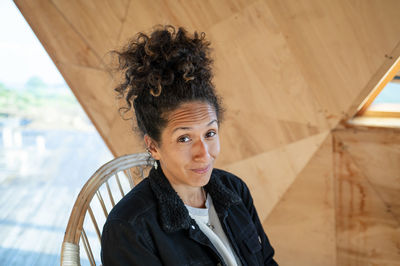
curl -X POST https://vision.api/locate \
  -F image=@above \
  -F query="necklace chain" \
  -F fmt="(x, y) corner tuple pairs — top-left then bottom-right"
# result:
(206, 222), (215, 230)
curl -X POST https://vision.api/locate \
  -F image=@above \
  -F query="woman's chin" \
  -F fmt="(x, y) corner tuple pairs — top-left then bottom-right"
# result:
(189, 170), (212, 187)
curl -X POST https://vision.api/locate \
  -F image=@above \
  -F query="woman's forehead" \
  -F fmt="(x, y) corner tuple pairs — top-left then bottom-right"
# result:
(166, 102), (217, 129)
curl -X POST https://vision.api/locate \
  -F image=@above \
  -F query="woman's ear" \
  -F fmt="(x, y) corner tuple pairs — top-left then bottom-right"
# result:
(144, 134), (161, 160)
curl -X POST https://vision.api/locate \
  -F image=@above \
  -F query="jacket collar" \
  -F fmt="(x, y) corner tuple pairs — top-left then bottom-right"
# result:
(148, 163), (241, 233)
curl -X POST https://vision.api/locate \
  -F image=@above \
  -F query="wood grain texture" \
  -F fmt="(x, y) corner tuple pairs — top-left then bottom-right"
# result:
(210, 0), (329, 128)
(118, 0), (259, 45)
(222, 131), (330, 222)
(263, 132), (336, 265)
(208, 0), (329, 165)
(333, 133), (400, 265)
(218, 111), (321, 166)
(333, 127), (400, 224)
(266, 0), (400, 128)
(52, 0), (129, 61)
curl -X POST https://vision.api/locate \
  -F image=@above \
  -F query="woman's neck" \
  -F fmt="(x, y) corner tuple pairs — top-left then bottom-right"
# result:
(174, 185), (206, 208)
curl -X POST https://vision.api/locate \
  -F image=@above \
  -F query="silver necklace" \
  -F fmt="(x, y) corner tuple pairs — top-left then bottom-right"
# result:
(202, 188), (215, 230)
(206, 221), (215, 230)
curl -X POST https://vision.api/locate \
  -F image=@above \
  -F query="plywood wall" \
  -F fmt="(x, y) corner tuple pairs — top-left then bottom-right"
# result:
(264, 133), (336, 265)
(14, 0), (400, 264)
(332, 127), (400, 265)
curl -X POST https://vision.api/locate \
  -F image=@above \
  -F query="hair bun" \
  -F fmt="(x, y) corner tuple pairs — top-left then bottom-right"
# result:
(114, 25), (212, 102)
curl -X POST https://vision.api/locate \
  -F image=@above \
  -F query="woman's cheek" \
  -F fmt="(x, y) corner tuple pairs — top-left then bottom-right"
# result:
(210, 140), (220, 157)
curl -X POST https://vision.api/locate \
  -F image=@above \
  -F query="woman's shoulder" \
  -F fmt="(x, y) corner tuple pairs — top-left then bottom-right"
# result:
(211, 168), (250, 195)
(106, 177), (157, 225)
(212, 168), (246, 184)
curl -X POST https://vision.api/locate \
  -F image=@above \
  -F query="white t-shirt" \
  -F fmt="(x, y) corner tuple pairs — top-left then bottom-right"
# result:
(185, 194), (242, 266)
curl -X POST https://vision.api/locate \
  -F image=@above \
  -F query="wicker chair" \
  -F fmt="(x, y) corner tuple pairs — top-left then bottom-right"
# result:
(60, 153), (153, 266)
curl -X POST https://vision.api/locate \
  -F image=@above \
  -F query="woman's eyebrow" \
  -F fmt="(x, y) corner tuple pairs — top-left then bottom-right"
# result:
(172, 119), (218, 134)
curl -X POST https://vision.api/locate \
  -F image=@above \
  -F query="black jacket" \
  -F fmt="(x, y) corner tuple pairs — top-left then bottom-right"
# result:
(101, 165), (278, 266)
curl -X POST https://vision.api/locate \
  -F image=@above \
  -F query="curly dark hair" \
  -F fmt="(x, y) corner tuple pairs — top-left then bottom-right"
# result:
(114, 25), (223, 144)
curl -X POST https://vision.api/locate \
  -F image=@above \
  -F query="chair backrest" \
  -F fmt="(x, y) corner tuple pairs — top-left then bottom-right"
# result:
(60, 153), (153, 266)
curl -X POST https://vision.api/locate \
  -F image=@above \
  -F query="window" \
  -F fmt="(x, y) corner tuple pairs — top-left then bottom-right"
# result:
(349, 57), (400, 128)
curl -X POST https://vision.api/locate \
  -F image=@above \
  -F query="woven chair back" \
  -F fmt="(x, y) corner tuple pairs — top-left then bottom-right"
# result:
(60, 153), (153, 266)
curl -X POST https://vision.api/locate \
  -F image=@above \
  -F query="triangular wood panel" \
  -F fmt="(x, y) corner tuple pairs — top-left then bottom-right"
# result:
(263, 132), (335, 265)
(223, 131), (329, 222)
(218, 111), (321, 166)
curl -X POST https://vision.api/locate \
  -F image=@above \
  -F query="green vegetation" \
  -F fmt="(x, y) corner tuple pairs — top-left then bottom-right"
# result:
(0, 77), (91, 129)
(0, 79), (79, 113)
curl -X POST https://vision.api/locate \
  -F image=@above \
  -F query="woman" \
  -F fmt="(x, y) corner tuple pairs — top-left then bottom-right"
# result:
(101, 25), (277, 266)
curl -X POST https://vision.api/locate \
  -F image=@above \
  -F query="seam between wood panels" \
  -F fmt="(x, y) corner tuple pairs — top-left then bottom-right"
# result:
(202, 0), (263, 32)
(49, 0), (106, 69)
(331, 133), (339, 266)
(261, 130), (331, 221)
(227, 110), (322, 131)
(117, 0), (132, 44)
(333, 133), (400, 226)
(263, 0), (334, 132)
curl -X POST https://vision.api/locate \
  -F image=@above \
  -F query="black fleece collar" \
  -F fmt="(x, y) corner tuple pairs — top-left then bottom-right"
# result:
(148, 163), (241, 233)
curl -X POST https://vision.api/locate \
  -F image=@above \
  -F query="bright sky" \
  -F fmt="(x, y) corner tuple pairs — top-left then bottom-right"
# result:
(0, 1), (65, 86)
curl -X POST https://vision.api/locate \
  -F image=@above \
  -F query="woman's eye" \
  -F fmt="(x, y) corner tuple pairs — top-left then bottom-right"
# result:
(178, 136), (191, 143)
(206, 131), (216, 138)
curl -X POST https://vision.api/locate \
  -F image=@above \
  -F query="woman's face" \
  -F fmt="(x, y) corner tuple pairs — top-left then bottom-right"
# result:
(146, 101), (220, 191)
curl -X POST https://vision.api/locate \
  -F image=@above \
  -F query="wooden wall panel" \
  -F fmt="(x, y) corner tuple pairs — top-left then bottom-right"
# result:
(223, 131), (330, 222)
(52, 0), (130, 63)
(210, 0), (328, 127)
(263, 132), (335, 265)
(209, 0), (328, 165)
(333, 131), (400, 265)
(333, 127), (400, 229)
(266, 0), (400, 127)
(218, 111), (321, 166)
(118, 0), (259, 45)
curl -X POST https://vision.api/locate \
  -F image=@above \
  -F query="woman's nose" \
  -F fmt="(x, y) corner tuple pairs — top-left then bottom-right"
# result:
(193, 139), (209, 161)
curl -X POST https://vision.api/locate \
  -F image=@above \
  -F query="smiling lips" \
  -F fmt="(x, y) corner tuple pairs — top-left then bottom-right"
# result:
(191, 165), (211, 174)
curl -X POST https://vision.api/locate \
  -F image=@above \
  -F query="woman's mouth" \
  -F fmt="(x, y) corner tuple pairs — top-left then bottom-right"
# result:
(191, 165), (211, 174)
